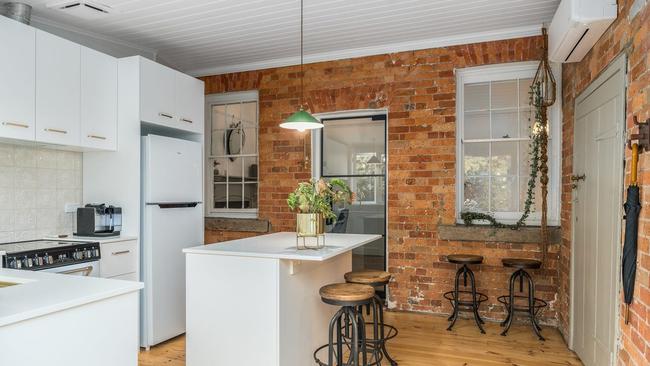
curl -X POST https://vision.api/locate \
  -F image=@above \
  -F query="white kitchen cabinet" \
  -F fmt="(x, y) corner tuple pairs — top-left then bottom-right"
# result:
(100, 239), (139, 280)
(35, 30), (81, 146)
(140, 57), (176, 127)
(81, 46), (118, 151)
(175, 72), (205, 133)
(0, 16), (36, 142)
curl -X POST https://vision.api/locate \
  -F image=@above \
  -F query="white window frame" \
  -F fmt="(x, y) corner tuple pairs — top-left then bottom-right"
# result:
(455, 61), (561, 226)
(204, 90), (259, 218)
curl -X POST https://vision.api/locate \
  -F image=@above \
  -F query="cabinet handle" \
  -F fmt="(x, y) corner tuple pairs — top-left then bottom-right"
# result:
(87, 134), (107, 140)
(112, 250), (131, 255)
(44, 128), (67, 134)
(2, 122), (29, 128)
(180, 118), (193, 124)
(159, 112), (173, 119)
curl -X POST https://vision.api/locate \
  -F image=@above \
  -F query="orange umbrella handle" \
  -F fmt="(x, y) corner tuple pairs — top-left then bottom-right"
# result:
(632, 143), (639, 186)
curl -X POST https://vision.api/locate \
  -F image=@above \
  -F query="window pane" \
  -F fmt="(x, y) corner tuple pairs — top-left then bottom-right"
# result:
(464, 111), (489, 139)
(323, 118), (384, 176)
(491, 142), (517, 176)
(463, 177), (489, 211)
(210, 129), (226, 156)
(519, 141), (532, 176)
(212, 105), (226, 130)
(244, 184), (258, 209)
(464, 143), (489, 176)
(242, 127), (257, 155)
(228, 183), (243, 208)
(212, 158), (227, 183)
(491, 80), (517, 109)
(355, 177), (376, 202)
(519, 109), (534, 137)
(519, 175), (541, 212)
(244, 157), (258, 182)
(491, 110), (518, 138)
(519, 78), (534, 106)
(226, 157), (243, 183)
(240, 102), (257, 128)
(226, 103), (241, 124)
(491, 176), (517, 212)
(464, 83), (489, 111)
(213, 184), (226, 209)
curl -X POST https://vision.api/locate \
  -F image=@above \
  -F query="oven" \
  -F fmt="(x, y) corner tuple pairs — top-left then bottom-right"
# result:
(0, 239), (101, 277)
(40, 260), (100, 277)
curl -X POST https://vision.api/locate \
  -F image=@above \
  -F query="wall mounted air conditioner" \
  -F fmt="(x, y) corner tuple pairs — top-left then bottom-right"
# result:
(548, 0), (617, 63)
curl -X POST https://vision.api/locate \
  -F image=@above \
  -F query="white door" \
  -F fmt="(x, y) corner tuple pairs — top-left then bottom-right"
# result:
(0, 16), (35, 141)
(175, 72), (205, 133)
(571, 56), (625, 366)
(140, 58), (176, 127)
(80, 46), (117, 151)
(35, 30), (81, 146)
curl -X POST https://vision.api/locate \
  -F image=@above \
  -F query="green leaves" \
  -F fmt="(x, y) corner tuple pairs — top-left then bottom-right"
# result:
(287, 178), (354, 221)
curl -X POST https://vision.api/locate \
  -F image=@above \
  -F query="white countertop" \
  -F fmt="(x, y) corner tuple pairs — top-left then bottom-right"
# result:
(183, 232), (382, 261)
(0, 268), (143, 327)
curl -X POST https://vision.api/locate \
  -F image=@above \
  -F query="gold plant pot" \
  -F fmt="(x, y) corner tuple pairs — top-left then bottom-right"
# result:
(295, 213), (325, 250)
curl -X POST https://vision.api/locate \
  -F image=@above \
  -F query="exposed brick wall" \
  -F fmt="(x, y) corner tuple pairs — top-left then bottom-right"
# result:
(200, 36), (563, 323)
(559, 0), (649, 364)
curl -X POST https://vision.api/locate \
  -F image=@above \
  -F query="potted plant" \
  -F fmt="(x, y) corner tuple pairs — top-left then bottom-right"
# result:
(287, 178), (353, 240)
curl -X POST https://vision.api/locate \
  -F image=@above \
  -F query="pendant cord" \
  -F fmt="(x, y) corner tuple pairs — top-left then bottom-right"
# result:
(300, 0), (304, 108)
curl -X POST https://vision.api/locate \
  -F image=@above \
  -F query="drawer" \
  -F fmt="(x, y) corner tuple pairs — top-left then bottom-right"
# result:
(100, 240), (138, 278)
(108, 272), (139, 282)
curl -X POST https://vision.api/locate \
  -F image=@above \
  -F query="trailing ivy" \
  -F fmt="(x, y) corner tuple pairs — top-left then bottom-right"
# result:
(460, 82), (545, 229)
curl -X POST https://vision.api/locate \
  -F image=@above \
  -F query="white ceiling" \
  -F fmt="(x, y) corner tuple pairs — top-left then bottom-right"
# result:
(18, 0), (560, 76)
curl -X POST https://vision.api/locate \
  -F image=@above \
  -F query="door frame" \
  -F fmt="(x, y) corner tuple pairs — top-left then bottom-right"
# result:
(569, 54), (627, 363)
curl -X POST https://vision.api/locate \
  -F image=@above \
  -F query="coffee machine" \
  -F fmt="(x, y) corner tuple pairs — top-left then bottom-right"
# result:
(75, 204), (122, 237)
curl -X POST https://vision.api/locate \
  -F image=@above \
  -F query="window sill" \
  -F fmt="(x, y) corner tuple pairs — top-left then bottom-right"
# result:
(205, 217), (270, 233)
(438, 224), (561, 244)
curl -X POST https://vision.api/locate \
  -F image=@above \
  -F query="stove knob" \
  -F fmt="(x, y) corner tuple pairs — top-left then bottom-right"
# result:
(87, 249), (93, 258)
(34, 255), (43, 267)
(23, 257), (32, 268)
(8, 258), (17, 269)
(94, 249), (100, 257)
(16, 259), (22, 269)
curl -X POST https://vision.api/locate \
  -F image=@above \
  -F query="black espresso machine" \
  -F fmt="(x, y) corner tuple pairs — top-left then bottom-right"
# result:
(75, 204), (122, 237)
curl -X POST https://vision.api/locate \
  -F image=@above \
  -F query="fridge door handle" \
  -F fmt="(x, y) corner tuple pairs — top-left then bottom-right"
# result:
(147, 202), (201, 209)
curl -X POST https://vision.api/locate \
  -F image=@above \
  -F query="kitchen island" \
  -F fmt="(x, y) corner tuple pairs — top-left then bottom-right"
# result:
(183, 232), (381, 366)
(0, 268), (143, 366)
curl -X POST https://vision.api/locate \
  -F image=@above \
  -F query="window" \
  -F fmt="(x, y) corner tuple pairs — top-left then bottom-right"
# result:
(205, 91), (259, 218)
(456, 62), (560, 225)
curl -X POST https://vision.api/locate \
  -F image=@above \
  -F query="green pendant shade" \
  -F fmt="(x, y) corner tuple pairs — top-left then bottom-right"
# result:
(279, 108), (322, 131)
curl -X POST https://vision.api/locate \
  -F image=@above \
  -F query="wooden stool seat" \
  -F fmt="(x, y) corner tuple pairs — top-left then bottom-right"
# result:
(447, 254), (484, 265)
(344, 270), (392, 286)
(502, 258), (542, 269)
(319, 283), (375, 304)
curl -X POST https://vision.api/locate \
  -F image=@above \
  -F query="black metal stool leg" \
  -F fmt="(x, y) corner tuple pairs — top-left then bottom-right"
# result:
(501, 270), (518, 336)
(522, 271), (545, 341)
(348, 307), (359, 366)
(467, 269), (485, 334)
(446, 265), (462, 331)
(376, 295), (398, 366)
(328, 308), (345, 366)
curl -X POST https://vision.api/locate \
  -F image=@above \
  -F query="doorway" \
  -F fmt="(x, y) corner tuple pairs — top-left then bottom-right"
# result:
(571, 55), (626, 366)
(313, 112), (388, 275)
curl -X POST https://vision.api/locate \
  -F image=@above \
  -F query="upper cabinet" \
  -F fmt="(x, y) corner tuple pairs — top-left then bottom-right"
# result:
(139, 57), (204, 133)
(0, 16), (35, 142)
(81, 47), (118, 151)
(35, 30), (81, 146)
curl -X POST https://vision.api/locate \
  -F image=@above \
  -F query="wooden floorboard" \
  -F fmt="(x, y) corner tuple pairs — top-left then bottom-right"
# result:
(139, 311), (582, 365)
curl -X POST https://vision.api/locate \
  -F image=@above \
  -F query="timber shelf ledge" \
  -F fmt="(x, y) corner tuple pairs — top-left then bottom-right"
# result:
(438, 224), (561, 244)
(204, 217), (271, 233)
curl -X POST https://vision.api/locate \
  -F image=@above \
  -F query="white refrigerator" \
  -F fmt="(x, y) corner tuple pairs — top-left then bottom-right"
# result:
(141, 134), (203, 348)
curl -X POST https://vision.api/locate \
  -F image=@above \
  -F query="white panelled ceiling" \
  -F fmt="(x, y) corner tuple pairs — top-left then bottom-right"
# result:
(18, 0), (560, 75)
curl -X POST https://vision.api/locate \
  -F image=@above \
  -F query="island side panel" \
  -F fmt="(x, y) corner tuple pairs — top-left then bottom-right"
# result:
(279, 251), (352, 366)
(186, 253), (280, 366)
(0, 291), (139, 366)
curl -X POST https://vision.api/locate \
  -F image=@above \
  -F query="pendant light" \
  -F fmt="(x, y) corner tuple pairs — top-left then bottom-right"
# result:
(279, 0), (322, 132)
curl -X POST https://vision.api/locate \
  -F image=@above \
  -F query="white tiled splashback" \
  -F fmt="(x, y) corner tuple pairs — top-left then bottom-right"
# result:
(0, 143), (82, 243)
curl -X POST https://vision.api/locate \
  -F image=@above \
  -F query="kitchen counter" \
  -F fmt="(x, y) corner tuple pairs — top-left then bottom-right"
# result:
(184, 232), (380, 261)
(0, 268), (142, 327)
(184, 232), (382, 366)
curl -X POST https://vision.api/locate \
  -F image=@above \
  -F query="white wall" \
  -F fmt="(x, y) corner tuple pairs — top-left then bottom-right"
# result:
(0, 143), (82, 243)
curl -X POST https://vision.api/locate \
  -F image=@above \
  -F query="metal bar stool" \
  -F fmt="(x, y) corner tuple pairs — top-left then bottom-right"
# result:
(443, 254), (487, 334)
(314, 283), (377, 366)
(498, 258), (548, 340)
(344, 270), (398, 366)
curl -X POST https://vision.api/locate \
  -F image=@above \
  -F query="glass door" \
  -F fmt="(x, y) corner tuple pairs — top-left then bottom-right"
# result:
(319, 114), (387, 273)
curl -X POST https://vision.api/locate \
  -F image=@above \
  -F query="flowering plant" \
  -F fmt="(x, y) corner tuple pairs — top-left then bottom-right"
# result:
(287, 178), (353, 221)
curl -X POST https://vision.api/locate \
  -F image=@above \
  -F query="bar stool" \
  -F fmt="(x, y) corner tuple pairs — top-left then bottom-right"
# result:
(314, 283), (377, 366)
(344, 270), (398, 366)
(443, 254), (488, 334)
(498, 258), (548, 340)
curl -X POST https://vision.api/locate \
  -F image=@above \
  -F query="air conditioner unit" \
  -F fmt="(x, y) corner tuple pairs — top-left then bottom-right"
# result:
(548, 0), (617, 63)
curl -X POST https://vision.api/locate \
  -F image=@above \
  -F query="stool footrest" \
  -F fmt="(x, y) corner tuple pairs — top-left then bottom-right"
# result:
(443, 290), (488, 306)
(314, 342), (384, 366)
(497, 295), (547, 313)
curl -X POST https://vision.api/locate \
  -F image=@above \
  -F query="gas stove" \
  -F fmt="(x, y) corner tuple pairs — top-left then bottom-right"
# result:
(0, 239), (101, 272)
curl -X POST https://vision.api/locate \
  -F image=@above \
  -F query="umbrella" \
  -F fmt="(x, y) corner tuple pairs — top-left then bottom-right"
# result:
(622, 143), (641, 324)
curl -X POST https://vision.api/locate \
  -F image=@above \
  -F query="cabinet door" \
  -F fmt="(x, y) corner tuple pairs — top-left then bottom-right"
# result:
(81, 47), (117, 150)
(140, 58), (176, 127)
(35, 30), (81, 146)
(0, 16), (36, 141)
(175, 72), (205, 133)
(100, 240), (138, 278)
